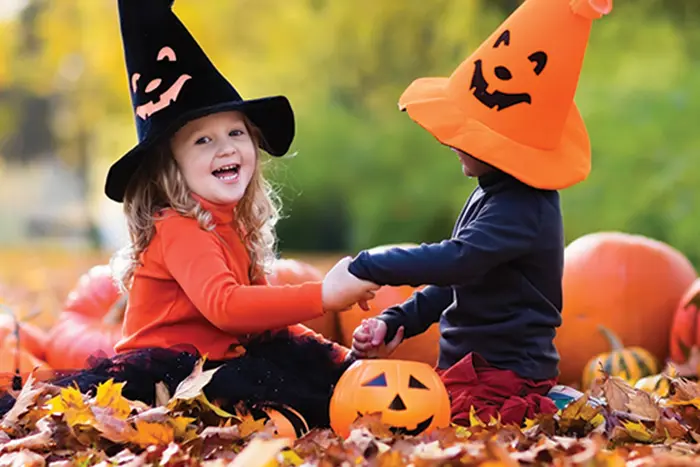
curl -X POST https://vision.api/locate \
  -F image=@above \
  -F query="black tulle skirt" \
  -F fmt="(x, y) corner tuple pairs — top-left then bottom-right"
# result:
(0, 330), (351, 428)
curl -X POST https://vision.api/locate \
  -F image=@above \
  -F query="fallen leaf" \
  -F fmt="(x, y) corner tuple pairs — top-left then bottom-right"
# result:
(228, 437), (291, 467)
(129, 420), (174, 447)
(169, 358), (221, 403)
(0, 417), (54, 453)
(0, 372), (42, 432)
(154, 382), (170, 408)
(45, 386), (93, 427)
(93, 379), (131, 420)
(0, 449), (46, 466)
(626, 389), (662, 421)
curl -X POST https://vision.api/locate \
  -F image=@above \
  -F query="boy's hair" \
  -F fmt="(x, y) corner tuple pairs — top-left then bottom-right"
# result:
(111, 115), (281, 290)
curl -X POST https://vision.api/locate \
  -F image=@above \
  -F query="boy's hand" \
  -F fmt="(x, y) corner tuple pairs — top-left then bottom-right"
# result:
(351, 318), (404, 358)
(322, 257), (380, 313)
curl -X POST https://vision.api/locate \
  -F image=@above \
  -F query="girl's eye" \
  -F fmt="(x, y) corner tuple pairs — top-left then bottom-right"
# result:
(229, 129), (244, 137)
(195, 136), (211, 145)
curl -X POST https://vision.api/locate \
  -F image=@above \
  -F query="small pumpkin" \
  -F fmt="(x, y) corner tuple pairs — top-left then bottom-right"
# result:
(249, 402), (309, 439)
(338, 244), (440, 365)
(266, 258), (340, 342)
(669, 278), (700, 365)
(556, 231), (697, 385)
(329, 359), (451, 438)
(582, 326), (659, 390)
(45, 265), (126, 370)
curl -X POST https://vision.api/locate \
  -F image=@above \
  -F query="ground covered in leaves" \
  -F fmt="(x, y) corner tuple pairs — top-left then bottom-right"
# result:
(3, 362), (700, 466)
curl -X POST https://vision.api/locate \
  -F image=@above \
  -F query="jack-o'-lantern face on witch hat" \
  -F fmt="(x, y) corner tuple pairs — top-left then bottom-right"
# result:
(399, 0), (613, 190)
(104, 0), (295, 202)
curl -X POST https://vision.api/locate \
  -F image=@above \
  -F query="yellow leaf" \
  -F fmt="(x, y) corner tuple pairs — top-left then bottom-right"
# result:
(196, 393), (236, 418)
(238, 413), (268, 438)
(45, 386), (93, 427)
(468, 405), (485, 427)
(621, 420), (654, 443)
(94, 378), (131, 420)
(168, 415), (196, 438)
(279, 449), (304, 466)
(129, 420), (175, 447)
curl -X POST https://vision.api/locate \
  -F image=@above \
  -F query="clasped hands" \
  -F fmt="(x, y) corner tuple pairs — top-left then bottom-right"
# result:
(321, 256), (405, 359)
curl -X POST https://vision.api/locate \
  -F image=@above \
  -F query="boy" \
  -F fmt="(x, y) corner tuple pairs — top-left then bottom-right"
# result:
(349, 0), (612, 426)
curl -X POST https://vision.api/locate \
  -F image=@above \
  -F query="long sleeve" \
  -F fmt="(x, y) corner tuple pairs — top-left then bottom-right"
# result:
(348, 191), (542, 287)
(158, 216), (325, 335)
(377, 285), (453, 342)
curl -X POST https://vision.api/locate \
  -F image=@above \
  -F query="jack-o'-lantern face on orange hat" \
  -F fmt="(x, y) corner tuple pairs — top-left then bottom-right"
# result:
(104, 0), (295, 203)
(398, 0), (613, 190)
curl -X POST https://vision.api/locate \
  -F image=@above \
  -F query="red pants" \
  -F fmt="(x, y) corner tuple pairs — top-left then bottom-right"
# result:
(437, 353), (558, 426)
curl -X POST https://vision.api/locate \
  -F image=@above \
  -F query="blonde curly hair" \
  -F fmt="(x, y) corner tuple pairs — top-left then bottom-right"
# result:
(111, 116), (281, 290)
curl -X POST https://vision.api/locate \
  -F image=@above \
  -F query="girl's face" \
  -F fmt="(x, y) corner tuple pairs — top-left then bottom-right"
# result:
(170, 111), (257, 205)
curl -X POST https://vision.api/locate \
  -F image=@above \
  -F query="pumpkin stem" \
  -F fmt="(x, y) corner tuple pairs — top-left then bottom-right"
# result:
(102, 293), (129, 326)
(599, 325), (624, 351)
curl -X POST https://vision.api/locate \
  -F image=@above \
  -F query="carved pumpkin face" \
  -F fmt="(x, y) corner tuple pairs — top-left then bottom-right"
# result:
(470, 29), (548, 111)
(329, 360), (451, 438)
(131, 46), (192, 120)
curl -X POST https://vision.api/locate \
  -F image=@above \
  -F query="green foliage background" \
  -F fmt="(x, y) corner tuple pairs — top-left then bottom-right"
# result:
(0, 0), (699, 265)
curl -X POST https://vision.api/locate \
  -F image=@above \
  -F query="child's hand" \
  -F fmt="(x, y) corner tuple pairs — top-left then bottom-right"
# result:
(351, 318), (404, 358)
(322, 257), (380, 313)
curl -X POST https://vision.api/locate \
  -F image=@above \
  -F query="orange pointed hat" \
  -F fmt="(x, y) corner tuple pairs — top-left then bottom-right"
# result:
(399, 0), (612, 190)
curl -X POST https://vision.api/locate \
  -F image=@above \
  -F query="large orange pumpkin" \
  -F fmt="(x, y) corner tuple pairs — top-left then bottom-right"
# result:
(669, 278), (700, 364)
(555, 232), (697, 385)
(45, 265), (126, 370)
(266, 258), (340, 341)
(338, 244), (440, 366)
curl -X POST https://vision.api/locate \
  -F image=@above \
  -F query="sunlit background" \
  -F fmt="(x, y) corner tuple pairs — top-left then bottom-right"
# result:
(0, 0), (699, 384)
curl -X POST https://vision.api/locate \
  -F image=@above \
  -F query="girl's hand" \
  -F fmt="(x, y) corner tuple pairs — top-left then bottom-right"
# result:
(322, 257), (380, 313)
(351, 318), (404, 358)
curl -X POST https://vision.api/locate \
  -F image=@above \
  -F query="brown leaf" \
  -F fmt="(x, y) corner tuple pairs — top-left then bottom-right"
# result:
(0, 373), (43, 432)
(0, 417), (53, 453)
(348, 412), (394, 440)
(169, 359), (221, 403)
(671, 377), (700, 402)
(129, 420), (174, 448)
(0, 449), (46, 466)
(601, 375), (636, 412)
(90, 405), (136, 444)
(625, 390), (661, 421)
(654, 415), (689, 441)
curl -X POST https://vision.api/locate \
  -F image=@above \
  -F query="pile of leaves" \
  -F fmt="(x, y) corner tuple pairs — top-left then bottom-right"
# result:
(4, 363), (700, 466)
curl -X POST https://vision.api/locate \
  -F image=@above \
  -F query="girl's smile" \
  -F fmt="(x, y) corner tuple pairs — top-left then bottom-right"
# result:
(171, 110), (257, 205)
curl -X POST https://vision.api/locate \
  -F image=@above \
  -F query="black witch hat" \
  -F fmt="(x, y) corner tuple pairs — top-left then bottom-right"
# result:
(105, 0), (295, 202)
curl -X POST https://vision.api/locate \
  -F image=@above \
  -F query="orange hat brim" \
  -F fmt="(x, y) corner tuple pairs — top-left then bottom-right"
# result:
(398, 77), (591, 190)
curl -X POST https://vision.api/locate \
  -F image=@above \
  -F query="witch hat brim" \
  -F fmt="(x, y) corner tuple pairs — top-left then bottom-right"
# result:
(398, 77), (590, 190)
(105, 0), (295, 203)
(105, 96), (294, 203)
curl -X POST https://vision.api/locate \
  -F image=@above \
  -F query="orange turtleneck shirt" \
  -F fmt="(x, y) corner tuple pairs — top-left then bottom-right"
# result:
(114, 196), (349, 363)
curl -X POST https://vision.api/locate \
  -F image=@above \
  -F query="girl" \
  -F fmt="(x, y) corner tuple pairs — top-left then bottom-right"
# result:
(0, 0), (379, 428)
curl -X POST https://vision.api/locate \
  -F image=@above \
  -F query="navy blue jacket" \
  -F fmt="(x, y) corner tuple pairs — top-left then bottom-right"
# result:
(348, 170), (564, 380)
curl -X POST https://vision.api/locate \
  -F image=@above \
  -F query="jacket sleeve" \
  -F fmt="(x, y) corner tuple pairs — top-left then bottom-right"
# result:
(158, 216), (325, 335)
(376, 285), (453, 342)
(348, 191), (541, 287)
